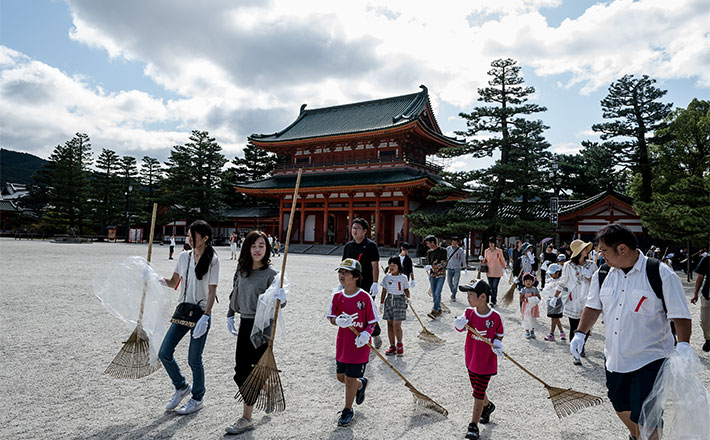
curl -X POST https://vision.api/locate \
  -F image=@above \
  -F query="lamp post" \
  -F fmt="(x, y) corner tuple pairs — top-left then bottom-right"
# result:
(549, 160), (559, 230)
(125, 184), (132, 242)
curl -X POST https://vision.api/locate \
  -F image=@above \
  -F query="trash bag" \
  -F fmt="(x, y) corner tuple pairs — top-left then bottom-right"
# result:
(250, 273), (289, 349)
(521, 296), (540, 331)
(639, 346), (710, 440)
(93, 256), (172, 367)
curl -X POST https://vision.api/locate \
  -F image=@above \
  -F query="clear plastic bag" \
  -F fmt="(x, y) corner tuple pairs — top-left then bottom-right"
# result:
(250, 273), (290, 348)
(639, 347), (710, 440)
(93, 256), (172, 367)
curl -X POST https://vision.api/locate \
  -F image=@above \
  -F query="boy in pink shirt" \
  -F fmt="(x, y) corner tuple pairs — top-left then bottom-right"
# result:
(454, 280), (505, 440)
(327, 259), (379, 427)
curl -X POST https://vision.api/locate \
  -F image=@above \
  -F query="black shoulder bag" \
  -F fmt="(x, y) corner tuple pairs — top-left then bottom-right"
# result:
(170, 251), (204, 328)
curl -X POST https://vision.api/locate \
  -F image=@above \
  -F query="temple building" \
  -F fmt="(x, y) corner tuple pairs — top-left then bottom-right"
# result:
(235, 85), (464, 246)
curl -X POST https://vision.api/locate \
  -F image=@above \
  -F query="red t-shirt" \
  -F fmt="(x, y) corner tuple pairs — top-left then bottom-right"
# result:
(457, 307), (504, 375)
(327, 289), (379, 364)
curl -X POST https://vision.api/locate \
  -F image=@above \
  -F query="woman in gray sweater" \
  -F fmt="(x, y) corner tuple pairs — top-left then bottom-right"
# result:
(225, 231), (278, 435)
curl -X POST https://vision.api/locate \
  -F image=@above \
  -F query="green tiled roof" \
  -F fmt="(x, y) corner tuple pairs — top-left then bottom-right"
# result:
(235, 168), (442, 191)
(249, 85), (458, 143)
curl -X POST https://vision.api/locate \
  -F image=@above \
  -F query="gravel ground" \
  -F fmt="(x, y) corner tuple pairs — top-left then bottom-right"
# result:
(2, 238), (709, 439)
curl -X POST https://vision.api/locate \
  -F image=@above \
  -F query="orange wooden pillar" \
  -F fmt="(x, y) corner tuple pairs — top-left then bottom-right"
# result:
(323, 193), (329, 244)
(374, 191), (381, 244)
(403, 192), (410, 243)
(278, 196), (284, 243)
(347, 193), (354, 234)
(299, 196), (306, 243)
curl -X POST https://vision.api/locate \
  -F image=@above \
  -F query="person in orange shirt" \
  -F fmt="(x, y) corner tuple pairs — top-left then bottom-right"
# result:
(482, 237), (506, 306)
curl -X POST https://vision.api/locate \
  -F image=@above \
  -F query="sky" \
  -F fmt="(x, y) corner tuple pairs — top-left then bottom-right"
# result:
(1, 0), (708, 173)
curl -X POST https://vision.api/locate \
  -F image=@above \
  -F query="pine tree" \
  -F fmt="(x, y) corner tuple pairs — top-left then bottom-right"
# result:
(592, 74), (672, 203)
(118, 155), (139, 238)
(163, 130), (227, 221)
(222, 144), (278, 207)
(140, 156), (162, 215)
(93, 148), (123, 230)
(556, 141), (630, 199)
(37, 133), (93, 233)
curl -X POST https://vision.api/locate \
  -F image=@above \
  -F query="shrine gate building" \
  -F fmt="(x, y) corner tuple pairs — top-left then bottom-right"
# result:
(235, 85), (464, 246)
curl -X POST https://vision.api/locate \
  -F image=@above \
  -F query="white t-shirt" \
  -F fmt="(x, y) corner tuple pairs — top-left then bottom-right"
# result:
(173, 250), (220, 310)
(382, 274), (409, 295)
(586, 251), (691, 373)
(170, 237), (176, 247)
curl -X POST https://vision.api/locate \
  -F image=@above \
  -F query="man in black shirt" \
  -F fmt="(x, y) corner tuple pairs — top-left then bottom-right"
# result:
(424, 235), (448, 319)
(342, 217), (381, 347)
(691, 252), (710, 351)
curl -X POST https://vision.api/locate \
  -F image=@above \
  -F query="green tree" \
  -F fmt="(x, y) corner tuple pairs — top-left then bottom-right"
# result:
(140, 156), (162, 215)
(163, 131), (227, 221)
(35, 133), (93, 233)
(92, 148), (123, 230)
(118, 155), (140, 238)
(222, 144), (278, 207)
(592, 74), (672, 203)
(556, 141), (630, 199)
(635, 99), (710, 245)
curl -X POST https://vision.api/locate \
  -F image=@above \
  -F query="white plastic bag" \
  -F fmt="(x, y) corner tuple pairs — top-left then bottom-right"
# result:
(93, 256), (172, 367)
(250, 273), (290, 348)
(521, 296), (539, 331)
(639, 347), (710, 440)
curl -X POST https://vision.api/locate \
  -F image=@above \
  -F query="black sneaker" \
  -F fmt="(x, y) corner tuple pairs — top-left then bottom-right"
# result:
(465, 422), (480, 439)
(355, 378), (368, 405)
(338, 408), (354, 426)
(479, 402), (495, 424)
(703, 340), (710, 352)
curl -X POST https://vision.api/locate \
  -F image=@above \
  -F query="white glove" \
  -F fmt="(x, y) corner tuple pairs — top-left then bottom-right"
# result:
(424, 265), (432, 272)
(379, 303), (384, 315)
(410, 279), (416, 288)
(463, 269), (468, 276)
(355, 331), (371, 348)
(141, 265), (166, 285)
(369, 282), (379, 297)
(478, 255), (484, 261)
(192, 314), (210, 339)
(675, 342), (694, 358)
(274, 287), (287, 303)
(491, 339), (504, 357)
(454, 315), (468, 331)
(549, 296), (558, 307)
(226, 316), (238, 336)
(335, 313), (357, 328)
(569, 331), (585, 359)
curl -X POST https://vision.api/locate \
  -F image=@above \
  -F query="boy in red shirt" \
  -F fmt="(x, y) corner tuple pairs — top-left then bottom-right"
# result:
(454, 280), (505, 440)
(327, 259), (379, 427)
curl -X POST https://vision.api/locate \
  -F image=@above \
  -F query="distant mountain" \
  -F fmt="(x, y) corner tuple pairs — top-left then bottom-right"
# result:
(0, 149), (48, 186)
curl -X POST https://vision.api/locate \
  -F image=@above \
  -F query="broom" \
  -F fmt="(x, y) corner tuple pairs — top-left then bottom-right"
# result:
(236, 169), (302, 413)
(464, 324), (603, 418)
(500, 266), (524, 307)
(349, 326), (448, 416)
(104, 202), (160, 379)
(408, 300), (445, 344)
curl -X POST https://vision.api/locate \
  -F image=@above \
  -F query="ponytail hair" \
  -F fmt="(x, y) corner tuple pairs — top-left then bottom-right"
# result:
(189, 220), (214, 280)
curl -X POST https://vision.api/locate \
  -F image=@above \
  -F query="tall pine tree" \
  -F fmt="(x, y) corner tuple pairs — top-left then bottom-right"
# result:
(93, 148), (123, 230)
(118, 156), (140, 237)
(140, 156), (162, 216)
(592, 74), (672, 203)
(222, 144), (277, 207)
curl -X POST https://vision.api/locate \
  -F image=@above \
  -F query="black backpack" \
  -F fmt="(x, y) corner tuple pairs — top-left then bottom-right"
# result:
(598, 258), (665, 313)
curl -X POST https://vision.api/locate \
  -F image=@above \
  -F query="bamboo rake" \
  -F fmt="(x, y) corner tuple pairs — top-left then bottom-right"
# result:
(236, 169), (302, 413)
(349, 326), (448, 416)
(104, 203), (160, 379)
(464, 324), (603, 418)
(408, 300), (445, 344)
(500, 266), (525, 307)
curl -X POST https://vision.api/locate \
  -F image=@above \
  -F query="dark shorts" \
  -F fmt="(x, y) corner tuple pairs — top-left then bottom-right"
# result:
(336, 361), (367, 379)
(547, 312), (563, 318)
(468, 370), (493, 400)
(605, 358), (666, 423)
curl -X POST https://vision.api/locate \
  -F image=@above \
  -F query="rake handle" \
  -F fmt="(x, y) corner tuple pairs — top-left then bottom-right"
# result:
(137, 203), (158, 326)
(268, 169), (303, 346)
(407, 300), (429, 332)
(348, 326), (413, 386)
(463, 323), (550, 388)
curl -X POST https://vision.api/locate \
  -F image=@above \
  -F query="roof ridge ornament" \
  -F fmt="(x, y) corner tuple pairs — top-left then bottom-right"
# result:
(300, 103), (307, 115)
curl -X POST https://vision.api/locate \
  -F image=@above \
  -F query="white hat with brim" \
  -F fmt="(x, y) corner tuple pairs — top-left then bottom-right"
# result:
(570, 239), (593, 259)
(336, 258), (362, 272)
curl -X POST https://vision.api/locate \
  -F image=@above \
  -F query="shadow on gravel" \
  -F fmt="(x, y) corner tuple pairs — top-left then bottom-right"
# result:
(77, 412), (193, 439)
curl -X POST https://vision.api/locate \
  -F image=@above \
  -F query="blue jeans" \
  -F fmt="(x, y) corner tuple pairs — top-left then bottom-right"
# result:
(488, 277), (500, 304)
(159, 321), (210, 401)
(429, 276), (445, 311)
(447, 268), (461, 299)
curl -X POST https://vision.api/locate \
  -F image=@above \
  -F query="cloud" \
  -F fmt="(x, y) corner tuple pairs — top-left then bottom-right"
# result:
(1, 0), (708, 164)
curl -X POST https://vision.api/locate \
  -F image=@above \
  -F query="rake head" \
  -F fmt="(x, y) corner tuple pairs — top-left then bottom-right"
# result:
(104, 325), (161, 379)
(235, 348), (285, 413)
(500, 283), (517, 307)
(545, 385), (604, 419)
(406, 382), (448, 417)
(418, 328), (445, 344)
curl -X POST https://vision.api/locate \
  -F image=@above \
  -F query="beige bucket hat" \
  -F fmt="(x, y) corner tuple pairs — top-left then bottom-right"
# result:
(570, 239), (593, 259)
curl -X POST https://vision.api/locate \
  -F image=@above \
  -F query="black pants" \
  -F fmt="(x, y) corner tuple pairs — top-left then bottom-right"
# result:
(540, 270), (546, 288)
(234, 318), (268, 405)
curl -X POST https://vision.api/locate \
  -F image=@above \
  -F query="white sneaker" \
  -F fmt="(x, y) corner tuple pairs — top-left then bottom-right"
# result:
(165, 384), (191, 410)
(225, 417), (254, 435)
(373, 335), (383, 349)
(176, 398), (203, 415)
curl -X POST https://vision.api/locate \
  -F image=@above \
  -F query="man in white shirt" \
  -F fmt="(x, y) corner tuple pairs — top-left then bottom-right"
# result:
(446, 238), (467, 302)
(570, 224), (693, 440)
